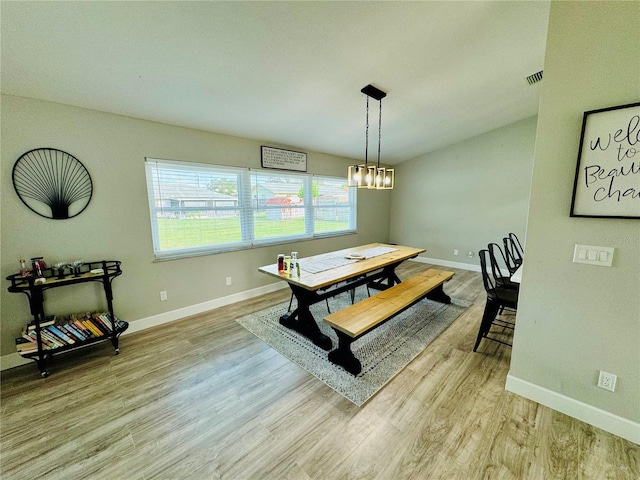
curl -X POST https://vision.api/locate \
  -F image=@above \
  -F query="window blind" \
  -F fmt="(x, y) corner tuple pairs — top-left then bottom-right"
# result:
(145, 158), (356, 260)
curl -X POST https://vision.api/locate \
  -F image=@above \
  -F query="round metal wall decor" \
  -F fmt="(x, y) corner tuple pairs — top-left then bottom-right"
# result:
(12, 148), (93, 219)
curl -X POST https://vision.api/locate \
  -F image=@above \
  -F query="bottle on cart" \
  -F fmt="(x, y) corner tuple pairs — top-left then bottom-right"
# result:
(19, 259), (31, 277)
(31, 257), (46, 278)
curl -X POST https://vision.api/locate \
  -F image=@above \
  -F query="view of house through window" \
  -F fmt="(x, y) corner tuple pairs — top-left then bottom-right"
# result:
(145, 158), (357, 259)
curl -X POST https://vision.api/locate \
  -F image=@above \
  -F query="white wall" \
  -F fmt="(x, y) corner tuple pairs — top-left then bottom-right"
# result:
(506, 1), (640, 444)
(0, 95), (391, 358)
(390, 116), (536, 267)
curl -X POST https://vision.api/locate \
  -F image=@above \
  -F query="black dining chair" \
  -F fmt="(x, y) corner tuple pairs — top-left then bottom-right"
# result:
(288, 281), (370, 314)
(488, 243), (520, 291)
(503, 235), (524, 275)
(473, 249), (518, 352)
(509, 232), (524, 256)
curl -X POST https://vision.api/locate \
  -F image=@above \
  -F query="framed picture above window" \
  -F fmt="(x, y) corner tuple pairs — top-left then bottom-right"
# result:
(570, 101), (640, 219)
(261, 146), (307, 172)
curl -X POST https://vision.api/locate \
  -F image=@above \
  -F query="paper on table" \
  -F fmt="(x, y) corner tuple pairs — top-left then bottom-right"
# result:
(300, 246), (398, 274)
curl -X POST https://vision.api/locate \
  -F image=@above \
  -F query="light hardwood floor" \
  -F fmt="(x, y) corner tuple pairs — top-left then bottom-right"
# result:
(1, 261), (638, 479)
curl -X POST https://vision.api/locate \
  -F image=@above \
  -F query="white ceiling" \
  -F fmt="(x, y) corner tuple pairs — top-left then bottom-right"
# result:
(1, 1), (550, 165)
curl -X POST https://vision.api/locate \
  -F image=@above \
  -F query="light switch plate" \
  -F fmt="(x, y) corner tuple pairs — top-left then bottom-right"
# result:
(573, 245), (614, 267)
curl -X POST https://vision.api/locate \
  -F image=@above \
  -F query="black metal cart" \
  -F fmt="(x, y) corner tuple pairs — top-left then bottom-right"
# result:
(6, 260), (128, 377)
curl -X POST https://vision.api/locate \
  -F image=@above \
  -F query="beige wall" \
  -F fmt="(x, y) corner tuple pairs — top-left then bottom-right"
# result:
(0, 95), (391, 357)
(390, 116), (536, 265)
(509, 0), (640, 428)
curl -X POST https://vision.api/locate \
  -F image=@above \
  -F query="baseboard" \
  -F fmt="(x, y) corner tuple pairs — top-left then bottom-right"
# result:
(124, 281), (288, 335)
(412, 255), (481, 272)
(506, 372), (640, 445)
(1, 281), (289, 372)
(0, 352), (32, 371)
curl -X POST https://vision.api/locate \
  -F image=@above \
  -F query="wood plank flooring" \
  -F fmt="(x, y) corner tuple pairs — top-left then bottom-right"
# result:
(1, 261), (638, 479)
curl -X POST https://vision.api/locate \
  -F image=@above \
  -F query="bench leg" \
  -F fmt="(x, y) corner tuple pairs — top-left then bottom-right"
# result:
(328, 330), (362, 376)
(426, 283), (451, 304)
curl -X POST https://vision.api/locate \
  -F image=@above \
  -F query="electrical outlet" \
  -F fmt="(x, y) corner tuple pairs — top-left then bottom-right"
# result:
(453, 249), (459, 256)
(226, 276), (232, 286)
(597, 371), (617, 392)
(468, 251), (474, 258)
(160, 290), (167, 301)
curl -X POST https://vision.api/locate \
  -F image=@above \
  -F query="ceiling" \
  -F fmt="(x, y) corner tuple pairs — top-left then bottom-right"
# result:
(1, 1), (550, 165)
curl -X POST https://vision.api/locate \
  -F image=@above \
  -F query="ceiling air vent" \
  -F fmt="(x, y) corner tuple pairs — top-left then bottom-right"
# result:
(526, 70), (543, 85)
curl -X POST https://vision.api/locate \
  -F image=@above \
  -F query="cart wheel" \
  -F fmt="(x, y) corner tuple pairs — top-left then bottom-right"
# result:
(41, 371), (49, 378)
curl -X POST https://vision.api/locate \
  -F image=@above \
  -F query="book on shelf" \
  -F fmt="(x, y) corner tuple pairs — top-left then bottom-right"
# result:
(115, 317), (127, 330)
(64, 322), (88, 341)
(42, 326), (68, 346)
(21, 328), (38, 342)
(92, 317), (111, 335)
(71, 311), (126, 333)
(68, 312), (104, 337)
(22, 329), (56, 349)
(16, 335), (54, 353)
(39, 328), (65, 348)
(26, 315), (56, 332)
(17, 346), (38, 354)
(15, 337), (38, 353)
(81, 319), (104, 338)
(73, 319), (94, 338)
(92, 313), (112, 333)
(47, 325), (75, 345)
(20, 311), (125, 352)
(105, 314), (127, 331)
(55, 323), (78, 342)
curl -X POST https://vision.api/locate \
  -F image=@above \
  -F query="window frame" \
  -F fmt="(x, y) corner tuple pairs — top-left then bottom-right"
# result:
(145, 158), (357, 260)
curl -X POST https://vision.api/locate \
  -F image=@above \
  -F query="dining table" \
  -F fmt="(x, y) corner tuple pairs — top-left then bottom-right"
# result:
(258, 243), (429, 350)
(510, 264), (524, 283)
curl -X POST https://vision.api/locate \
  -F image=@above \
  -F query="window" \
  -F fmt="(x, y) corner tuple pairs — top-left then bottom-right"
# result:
(145, 158), (357, 260)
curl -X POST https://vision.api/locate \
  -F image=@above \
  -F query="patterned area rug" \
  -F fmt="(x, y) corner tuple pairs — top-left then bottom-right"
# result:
(237, 287), (470, 406)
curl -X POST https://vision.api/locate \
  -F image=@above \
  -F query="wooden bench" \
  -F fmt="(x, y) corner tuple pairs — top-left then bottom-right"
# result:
(324, 268), (455, 375)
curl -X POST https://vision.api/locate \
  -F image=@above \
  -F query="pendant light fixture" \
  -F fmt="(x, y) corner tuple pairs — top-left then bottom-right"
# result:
(348, 84), (394, 190)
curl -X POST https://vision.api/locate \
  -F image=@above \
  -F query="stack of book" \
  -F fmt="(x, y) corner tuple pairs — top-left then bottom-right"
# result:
(15, 312), (125, 355)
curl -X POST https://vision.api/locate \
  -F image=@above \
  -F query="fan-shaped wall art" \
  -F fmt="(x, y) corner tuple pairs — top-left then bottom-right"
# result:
(12, 148), (93, 219)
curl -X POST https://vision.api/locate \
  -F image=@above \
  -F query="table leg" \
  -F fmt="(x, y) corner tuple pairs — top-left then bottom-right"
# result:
(368, 264), (402, 291)
(279, 286), (332, 351)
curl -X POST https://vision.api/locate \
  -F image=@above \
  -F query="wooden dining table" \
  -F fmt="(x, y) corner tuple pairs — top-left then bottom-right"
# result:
(258, 243), (427, 350)
(510, 264), (524, 283)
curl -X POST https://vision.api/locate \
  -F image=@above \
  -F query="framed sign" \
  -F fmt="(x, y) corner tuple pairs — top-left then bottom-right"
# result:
(261, 146), (307, 172)
(570, 102), (640, 219)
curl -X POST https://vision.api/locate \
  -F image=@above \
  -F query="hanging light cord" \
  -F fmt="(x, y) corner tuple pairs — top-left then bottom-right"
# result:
(377, 98), (382, 168)
(364, 95), (370, 167)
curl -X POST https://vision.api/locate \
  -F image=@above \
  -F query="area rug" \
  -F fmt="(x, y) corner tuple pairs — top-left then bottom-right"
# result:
(236, 288), (470, 406)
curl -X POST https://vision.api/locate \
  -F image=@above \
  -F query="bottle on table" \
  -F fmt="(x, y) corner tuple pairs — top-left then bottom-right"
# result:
(291, 252), (298, 277)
